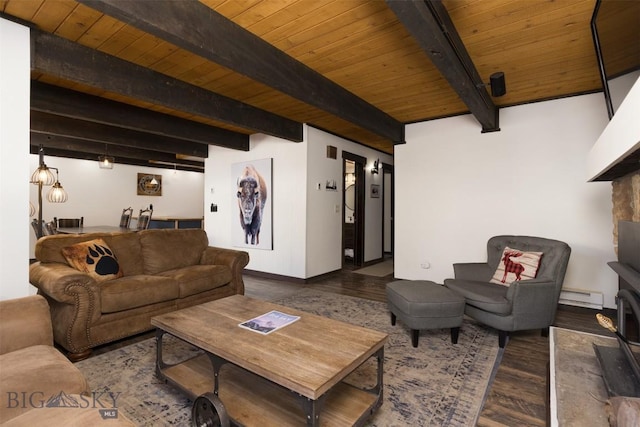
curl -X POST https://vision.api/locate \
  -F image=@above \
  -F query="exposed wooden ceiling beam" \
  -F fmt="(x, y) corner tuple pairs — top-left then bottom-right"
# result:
(31, 111), (209, 158)
(30, 143), (204, 173)
(386, 0), (499, 132)
(31, 29), (303, 142)
(29, 132), (202, 167)
(77, 0), (405, 143)
(31, 82), (249, 151)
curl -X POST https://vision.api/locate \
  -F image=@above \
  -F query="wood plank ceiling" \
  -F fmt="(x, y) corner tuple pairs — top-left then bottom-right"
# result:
(0, 0), (634, 172)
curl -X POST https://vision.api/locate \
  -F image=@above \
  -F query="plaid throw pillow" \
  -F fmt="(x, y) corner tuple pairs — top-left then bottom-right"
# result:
(490, 246), (543, 286)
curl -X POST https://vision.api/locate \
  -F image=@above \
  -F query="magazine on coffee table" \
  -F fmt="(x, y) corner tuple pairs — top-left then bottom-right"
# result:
(239, 310), (300, 335)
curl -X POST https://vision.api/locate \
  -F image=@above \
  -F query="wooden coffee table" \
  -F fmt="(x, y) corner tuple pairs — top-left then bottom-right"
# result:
(151, 295), (388, 426)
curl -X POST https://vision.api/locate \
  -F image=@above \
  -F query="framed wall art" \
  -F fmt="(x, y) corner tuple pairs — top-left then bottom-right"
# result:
(371, 184), (380, 198)
(231, 158), (273, 250)
(137, 173), (162, 196)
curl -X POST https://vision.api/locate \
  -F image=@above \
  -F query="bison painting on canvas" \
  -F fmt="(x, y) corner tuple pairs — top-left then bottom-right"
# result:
(235, 163), (268, 246)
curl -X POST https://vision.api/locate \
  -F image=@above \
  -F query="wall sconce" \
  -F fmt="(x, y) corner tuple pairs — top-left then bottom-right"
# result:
(98, 144), (114, 169)
(31, 145), (68, 238)
(371, 159), (380, 175)
(478, 72), (507, 97)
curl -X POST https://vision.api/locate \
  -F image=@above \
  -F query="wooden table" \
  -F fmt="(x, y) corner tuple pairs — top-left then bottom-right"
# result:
(56, 226), (136, 234)
(152, 295), (388, 426)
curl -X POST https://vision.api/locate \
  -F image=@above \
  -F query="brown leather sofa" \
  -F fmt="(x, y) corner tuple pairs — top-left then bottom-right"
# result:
(0, 295), (135, 425)
(29, 228), (249, 360)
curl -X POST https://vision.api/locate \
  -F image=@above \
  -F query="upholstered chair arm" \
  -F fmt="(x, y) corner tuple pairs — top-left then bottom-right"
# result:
(200, 247), (250, 295)
(507, 278), (559, 328)
(452, 262), (493, 281)
(0, 295), (53, 354)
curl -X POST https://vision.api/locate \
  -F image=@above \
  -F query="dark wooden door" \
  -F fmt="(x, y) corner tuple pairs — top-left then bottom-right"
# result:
(343, 152), (366, 267)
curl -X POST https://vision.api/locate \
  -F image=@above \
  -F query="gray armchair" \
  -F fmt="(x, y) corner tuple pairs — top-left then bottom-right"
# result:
(444, 235), (571, 348)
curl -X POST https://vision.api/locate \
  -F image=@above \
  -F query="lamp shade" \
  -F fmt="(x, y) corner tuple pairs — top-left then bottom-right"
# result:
(31, 166), (55, 186)
(47, 181), (68, 203)
(99, 155), (114, 169)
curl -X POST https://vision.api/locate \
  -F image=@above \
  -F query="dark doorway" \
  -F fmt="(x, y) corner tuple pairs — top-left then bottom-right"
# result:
(382, 162), (394, 258)
(343, 152), (366, 267)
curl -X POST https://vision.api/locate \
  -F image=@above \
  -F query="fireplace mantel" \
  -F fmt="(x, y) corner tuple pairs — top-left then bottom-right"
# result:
(588, 75), (640, 182)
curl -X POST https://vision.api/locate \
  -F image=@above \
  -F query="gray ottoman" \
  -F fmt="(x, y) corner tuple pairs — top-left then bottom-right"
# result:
(386, 280), (465, 347)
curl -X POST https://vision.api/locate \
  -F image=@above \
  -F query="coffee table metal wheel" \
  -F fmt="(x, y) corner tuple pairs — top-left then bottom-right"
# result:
(191, 392), (229, 427)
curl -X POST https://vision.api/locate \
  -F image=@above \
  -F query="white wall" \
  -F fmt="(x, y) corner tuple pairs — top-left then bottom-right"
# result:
(395, 93), (619, 308)
(306, 130), (344, 277)
(205, 125), (392, 279)
(28, 155), (204, 258)
(1, 19), (31, 300)
(610, 71), (640, 114)
(306, 127), (392, 277)
(205, 132), (309, 278)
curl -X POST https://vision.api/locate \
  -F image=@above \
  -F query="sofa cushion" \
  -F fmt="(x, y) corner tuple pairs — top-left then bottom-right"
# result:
(489, 246), (543, 286)
(0, 345), (90, 423)
(158, 265), (232, 298)
(102, 233), (144, 276)
(139, 229), (208, 275)
(444, 279), (512, 315)
(35, 232), (138, 265)
(100, 275), (180, 313)
(61, 239), (123, 282)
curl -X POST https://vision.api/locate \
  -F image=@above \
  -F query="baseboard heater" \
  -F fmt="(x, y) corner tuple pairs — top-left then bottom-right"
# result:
(559, 288), (604, 310)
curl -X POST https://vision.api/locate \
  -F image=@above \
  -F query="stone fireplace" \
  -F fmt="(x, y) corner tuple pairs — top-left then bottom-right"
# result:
(612, 170), (640, 253)
(610, 170), (640, 340)
(598, 171), (640, 399)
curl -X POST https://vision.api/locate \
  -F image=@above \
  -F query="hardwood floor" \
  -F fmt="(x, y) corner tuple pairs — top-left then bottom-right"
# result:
(242, 268), (612, 427)
(89, 266), (613, 425)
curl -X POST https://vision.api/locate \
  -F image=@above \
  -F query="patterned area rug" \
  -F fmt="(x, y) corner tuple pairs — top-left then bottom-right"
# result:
(76, 289), (501, 426)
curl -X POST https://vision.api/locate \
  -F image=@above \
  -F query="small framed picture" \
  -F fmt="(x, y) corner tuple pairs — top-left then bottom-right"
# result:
(371, 184), (380, 198)
(137, 173), (162, 196)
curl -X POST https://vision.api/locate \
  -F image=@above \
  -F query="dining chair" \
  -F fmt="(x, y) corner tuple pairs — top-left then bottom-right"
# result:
(32, 219), (57, 238)
(137, 208), (153, 230)
(44, 221), (57, 235)
(120, 207), (133, 228)
(31, 220), (44, 239)
(55, 217), (84, 228)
